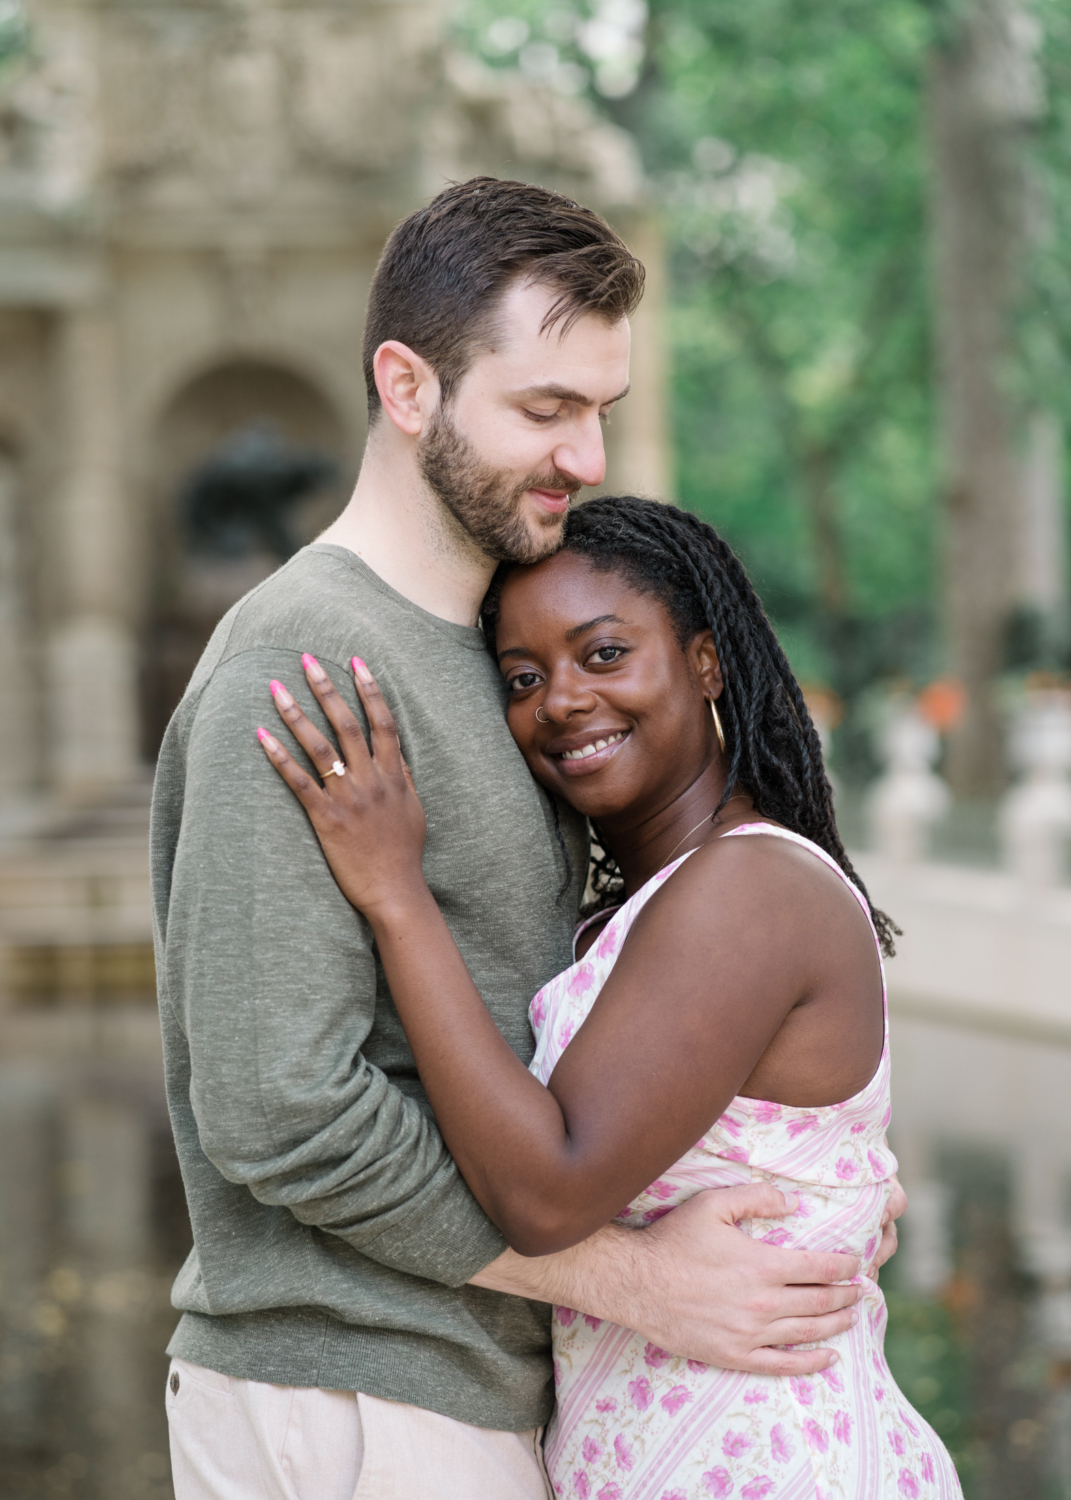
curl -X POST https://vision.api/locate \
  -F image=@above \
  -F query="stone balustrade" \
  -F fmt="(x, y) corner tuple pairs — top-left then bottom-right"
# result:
(856, 689), (1071, 1374)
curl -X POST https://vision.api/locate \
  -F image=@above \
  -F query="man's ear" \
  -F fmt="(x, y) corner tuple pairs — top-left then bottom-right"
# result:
(691, 631), (724, 701)
(372, 341), (440, 437)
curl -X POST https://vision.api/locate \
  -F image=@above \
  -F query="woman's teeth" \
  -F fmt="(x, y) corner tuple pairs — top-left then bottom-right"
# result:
(560, 732), (625, 761)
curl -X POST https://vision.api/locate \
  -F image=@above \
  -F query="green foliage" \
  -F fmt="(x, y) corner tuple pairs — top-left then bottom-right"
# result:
(455, 0), (942, 769)
(1023, 0), (1071, 426)
(0, 1), (28, 73)
(454, 0), (1071, 768)
(632, 0), (943, 745)
(453, 0), (646, 100)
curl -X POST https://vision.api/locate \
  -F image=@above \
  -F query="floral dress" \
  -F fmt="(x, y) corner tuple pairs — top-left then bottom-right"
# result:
(528, 824), (961, 1500)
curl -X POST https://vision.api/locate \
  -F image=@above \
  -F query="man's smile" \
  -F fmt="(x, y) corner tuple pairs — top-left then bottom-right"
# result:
(528, 487), (572, 514)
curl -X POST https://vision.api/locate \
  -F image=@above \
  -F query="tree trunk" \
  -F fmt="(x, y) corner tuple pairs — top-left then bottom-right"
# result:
(927, 0), (1040, 795)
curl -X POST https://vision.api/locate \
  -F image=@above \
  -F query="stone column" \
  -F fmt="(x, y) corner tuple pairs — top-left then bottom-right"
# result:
(0, 453), (38, 801)
(0, 1065), (54, 1450)
(47, 306), (139, 796)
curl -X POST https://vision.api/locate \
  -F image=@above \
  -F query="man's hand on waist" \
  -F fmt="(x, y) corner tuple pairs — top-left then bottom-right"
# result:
(470, 1183), (870, 1377)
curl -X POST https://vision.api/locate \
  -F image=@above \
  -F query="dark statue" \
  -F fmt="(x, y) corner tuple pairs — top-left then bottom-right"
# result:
(182, 423), (338, 560)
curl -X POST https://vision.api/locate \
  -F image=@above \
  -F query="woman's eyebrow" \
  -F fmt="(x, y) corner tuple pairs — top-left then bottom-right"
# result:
(497, 615), (626, 663)
(565, 614), (626, 641)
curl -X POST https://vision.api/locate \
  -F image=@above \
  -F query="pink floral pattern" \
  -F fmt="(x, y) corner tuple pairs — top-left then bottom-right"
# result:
(530, 826), (962, 1500)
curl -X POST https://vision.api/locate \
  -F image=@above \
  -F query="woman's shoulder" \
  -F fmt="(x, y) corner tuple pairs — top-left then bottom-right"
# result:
(687, 821), (859, 890)
(633, 821), (874, 957)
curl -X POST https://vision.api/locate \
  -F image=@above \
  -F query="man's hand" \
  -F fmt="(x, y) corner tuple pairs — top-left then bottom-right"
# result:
(869, 1175), (907, 1278)
(471, 1184), (862, 1376)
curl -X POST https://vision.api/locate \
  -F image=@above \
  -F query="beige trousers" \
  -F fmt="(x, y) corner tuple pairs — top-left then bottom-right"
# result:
(166, 1357), (552, 1500)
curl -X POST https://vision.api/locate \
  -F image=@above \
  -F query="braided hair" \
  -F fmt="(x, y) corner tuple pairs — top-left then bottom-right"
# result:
(483, 495), (898, 957)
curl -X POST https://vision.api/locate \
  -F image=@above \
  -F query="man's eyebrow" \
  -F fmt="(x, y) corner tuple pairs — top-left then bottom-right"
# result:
(510, 382), (631, 407)
(496, 615), (627, 663)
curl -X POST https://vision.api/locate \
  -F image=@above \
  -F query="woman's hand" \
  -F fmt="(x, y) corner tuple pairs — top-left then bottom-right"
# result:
(258, 653), (427, 918)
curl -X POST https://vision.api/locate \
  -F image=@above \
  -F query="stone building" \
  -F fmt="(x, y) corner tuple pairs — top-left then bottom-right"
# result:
(0, 0), (667, 815)
(0, 6), (668, 1482)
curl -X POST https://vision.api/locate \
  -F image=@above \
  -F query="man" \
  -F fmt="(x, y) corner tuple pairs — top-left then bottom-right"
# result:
(154, 178), (899, 1499)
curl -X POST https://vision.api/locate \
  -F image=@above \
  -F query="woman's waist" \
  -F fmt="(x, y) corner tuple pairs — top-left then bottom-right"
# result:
(550, 1275), (890, 1402)
(621, 1167), (893, 1261)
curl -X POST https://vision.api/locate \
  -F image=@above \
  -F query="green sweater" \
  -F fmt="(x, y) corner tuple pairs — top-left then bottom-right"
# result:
(152, 544), (585, 1430)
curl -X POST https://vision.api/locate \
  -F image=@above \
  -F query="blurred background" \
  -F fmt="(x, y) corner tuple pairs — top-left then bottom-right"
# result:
(0, 0), (1068, 1495)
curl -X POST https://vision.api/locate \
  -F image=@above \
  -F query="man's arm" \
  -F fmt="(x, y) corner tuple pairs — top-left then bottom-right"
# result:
(473, 1183), (907, 1375)
(157, 649), (506, 1287)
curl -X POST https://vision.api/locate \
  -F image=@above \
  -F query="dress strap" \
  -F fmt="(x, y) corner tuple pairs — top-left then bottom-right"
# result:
(572, 907), (619, 960)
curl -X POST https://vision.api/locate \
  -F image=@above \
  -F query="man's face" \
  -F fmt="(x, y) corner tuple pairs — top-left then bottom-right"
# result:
(418, 279), (631, 564)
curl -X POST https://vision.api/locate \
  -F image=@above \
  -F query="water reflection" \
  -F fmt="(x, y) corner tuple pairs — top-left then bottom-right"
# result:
(0, 1004), (189, 1499)
(1, 998), (1068, 1497)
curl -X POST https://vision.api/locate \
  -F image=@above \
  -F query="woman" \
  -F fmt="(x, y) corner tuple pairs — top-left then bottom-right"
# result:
(257, 497), (960, 1499)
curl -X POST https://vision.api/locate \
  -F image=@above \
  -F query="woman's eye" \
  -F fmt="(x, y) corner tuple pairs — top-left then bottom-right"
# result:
(591, 646), (625, 664)
(509, 671), (542, 692)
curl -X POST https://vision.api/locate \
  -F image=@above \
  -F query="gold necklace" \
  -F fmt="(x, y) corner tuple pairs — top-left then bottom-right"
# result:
(661, 796), (749, 868)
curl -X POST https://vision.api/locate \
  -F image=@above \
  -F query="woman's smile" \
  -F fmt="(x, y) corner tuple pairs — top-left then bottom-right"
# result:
(550, 728), (629, 772)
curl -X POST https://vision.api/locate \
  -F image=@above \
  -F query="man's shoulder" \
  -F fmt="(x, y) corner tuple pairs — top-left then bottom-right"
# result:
(192, 546), (405, 685)
(221, 545), (392, 656)
(160, 547), (380, 741)
(153, 548), (387, 848)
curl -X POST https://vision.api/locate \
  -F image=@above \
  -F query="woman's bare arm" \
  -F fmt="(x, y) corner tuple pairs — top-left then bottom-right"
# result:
(260, 657), (878, 1256)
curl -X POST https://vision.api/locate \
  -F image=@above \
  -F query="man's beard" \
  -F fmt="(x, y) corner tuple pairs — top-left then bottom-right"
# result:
(418, 406), (581, 564)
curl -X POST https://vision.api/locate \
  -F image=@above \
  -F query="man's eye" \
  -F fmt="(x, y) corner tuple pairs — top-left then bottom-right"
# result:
(509, 671), (542, 691)
(523, 409), (558, 424)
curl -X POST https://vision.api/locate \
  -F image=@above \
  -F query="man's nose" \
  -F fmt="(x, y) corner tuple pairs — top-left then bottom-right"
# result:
(553, 414), (607, 490)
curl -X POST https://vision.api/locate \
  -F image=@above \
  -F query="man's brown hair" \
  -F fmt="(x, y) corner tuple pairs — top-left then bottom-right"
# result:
(362, 177), (645, 417)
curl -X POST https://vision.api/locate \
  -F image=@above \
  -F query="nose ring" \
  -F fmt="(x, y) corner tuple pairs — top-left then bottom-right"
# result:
(535, 706), (550, 723)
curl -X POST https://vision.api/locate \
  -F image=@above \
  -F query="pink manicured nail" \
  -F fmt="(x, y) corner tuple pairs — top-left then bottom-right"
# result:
(257, 727), (279, 751)
(302, 653), (326, 682)
(352, 656), (372, 683)
(269, 680), (294, 709)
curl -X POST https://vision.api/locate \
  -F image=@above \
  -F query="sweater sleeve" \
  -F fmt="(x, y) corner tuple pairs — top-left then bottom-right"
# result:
(155, 647), (508, 1288)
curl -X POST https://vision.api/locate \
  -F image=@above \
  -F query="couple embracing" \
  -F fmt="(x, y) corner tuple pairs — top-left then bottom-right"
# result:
(154, 178), (960, 1499)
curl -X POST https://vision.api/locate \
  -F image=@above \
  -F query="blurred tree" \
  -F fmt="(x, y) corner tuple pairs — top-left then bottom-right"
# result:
(928, 0), (1042, 794)
(458, 0), (940, 777)
(457, 0), (1071, 786)
(630, 0), (940, 757)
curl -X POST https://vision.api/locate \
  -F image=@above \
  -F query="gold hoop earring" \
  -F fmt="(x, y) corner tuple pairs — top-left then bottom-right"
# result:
(710, 698), (726, 753)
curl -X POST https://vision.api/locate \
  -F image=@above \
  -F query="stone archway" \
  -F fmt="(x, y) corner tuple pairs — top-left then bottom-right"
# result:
(142, 360), (351, 756)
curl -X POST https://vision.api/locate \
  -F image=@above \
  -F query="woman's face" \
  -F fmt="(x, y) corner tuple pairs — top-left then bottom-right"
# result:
(494, 551), (724, 825)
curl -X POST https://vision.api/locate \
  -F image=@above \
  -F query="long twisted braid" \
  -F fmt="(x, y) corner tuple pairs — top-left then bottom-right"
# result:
(483, 496), (898, 957)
